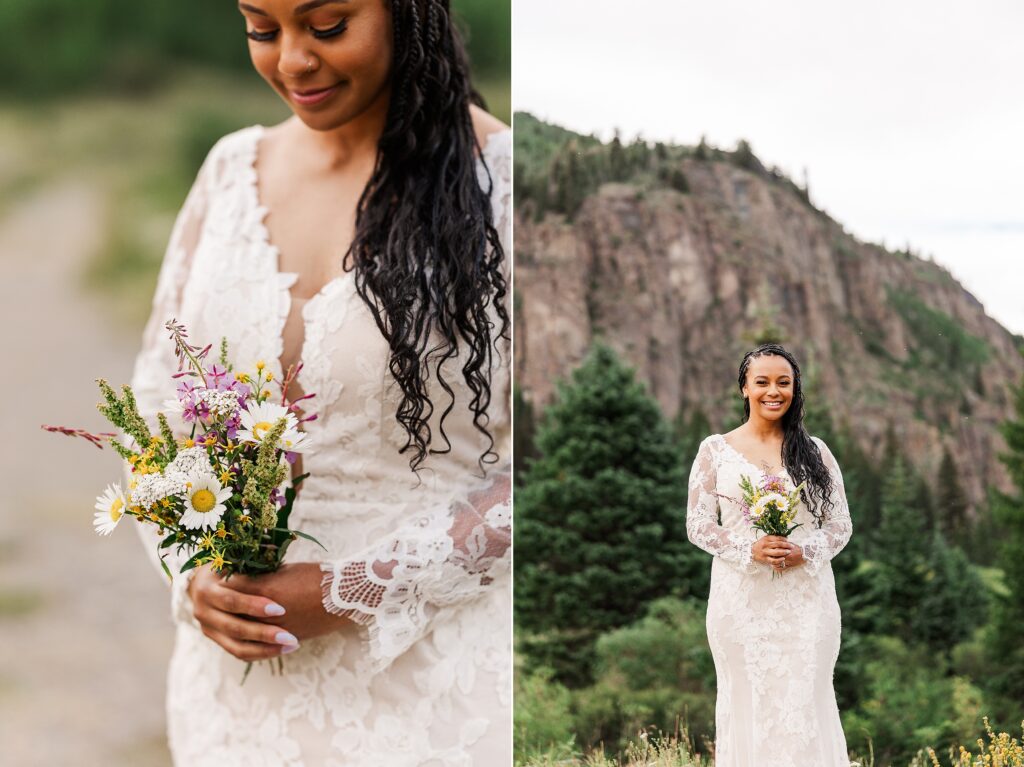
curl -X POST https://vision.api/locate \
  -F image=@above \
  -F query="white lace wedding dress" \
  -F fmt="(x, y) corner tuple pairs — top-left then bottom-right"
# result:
(128, 124), (512, 766)
(686, 434), (853, 767)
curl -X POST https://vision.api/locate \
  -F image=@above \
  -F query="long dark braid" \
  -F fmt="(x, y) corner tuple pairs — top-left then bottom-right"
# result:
(737, 343), (835, 525)
(342, 0), (509, 476)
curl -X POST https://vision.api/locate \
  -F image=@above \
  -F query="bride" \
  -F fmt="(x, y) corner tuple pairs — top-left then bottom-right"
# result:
(686, 343), (853, 767)
(128, 1), (511, 764)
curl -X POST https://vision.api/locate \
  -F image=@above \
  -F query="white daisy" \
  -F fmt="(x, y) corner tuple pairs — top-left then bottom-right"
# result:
(93, 483), (127, 536)
(279, 425), (311, 454)
(750, 492), (789, 521)
(179, 473), (233, 530)
(238, 402), (309, 453)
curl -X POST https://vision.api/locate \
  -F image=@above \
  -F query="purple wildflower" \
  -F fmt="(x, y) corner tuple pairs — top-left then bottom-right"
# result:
(207, 364), (228, 388)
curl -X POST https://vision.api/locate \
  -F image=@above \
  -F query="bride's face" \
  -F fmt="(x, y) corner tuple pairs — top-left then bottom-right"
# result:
(742, 355), (795, 422)
(239, 0), (393, 131)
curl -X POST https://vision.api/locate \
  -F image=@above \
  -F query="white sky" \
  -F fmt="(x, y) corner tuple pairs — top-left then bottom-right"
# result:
(514, 0), (1024, 335)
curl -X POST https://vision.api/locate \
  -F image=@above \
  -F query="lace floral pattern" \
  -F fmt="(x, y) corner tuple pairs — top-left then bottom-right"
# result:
(686, 434), (853, 767)
(130, 125), (512, 766)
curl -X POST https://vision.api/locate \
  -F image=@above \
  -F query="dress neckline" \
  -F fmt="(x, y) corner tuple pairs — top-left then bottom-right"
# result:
(245, 122), (511, 306)
(238, 122), (510, 388)
(714, 433), (789, 477)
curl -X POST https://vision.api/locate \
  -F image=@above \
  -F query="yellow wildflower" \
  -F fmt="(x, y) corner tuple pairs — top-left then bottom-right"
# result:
(211, 552), (227, 571)
(255, 361), (266, 371)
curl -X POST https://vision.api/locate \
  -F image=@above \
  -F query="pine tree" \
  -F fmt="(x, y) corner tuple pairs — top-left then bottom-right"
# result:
(837, 423), (883, 536)
(513, 384), (539, 486)
(935, 446), (969, 542)
(869, 455), (930, 643)
(987, 375), (1024, 704)
(609, 132), (628, 182)
(673, 407), (710, 471)
(913, 531), (988, 657)
(515, 343), (706, 686)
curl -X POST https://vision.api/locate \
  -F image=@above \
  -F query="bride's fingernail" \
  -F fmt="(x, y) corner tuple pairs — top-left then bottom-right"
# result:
(265, 603), (286, 617)
(275, 631), (299, 646)
(281, 644), (300, 654)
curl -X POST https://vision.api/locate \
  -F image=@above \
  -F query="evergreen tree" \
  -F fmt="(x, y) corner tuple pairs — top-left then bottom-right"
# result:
(837, 423), (883, 536)
(801, 371), (838, 448)
(987, 375), (1024, 705)
(912, 472), (937, 535)
(913, 532), (988, 657)
(550, 142), (588, 218)
(515, 343), (706, 686)
(609, 132), (628, 182)
(869, 455), (930, 642)
(694, 135), (709, 161)
(673, 407), (711, 471)
(935, 446), (970, 542)
(513, 384), (539, 486)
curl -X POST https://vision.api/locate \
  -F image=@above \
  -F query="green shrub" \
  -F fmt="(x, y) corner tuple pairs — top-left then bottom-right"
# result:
(514, 666), (577, 763)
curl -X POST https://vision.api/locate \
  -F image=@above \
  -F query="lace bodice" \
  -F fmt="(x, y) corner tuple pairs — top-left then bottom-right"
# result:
(128, 123), (512, 766)
(686, 433), (852, 574)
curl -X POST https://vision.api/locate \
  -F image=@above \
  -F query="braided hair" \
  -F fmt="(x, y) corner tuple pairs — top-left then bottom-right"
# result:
(737, 343), (835, 525)
(341, 0), (509, 476)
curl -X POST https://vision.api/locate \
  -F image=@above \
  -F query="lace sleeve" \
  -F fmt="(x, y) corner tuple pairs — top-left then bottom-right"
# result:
(686, 437), (758, 574)
(128, 138), (223, 627)
(319, 466), (511, 671)
(798, 437), (853, 574)
(321, 131), (511, 670)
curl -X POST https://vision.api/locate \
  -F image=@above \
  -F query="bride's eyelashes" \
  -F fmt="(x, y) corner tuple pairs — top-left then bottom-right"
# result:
(247, 28), (278, 42)
(312, 18), (349, 39)
(246, 18), (349, 43)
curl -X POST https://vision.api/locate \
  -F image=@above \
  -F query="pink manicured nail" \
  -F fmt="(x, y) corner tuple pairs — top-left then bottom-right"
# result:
(275, 631), (299, 646)
(264, 603), (286, 617)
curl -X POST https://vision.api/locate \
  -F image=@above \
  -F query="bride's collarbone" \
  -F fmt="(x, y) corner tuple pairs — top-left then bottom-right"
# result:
(721, 434), (784, 473)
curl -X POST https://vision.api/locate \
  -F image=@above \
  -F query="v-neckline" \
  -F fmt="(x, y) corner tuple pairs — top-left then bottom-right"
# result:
(248, 123), (510, 304)
(245, 123), (511, 386)
(717, 434), (788, 477)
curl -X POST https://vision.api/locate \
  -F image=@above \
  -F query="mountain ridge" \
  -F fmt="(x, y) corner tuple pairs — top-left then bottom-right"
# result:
(513, 112), (1024, 513)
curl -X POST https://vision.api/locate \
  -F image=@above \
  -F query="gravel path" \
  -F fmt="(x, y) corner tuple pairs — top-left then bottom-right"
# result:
(0, 180), (174, 766)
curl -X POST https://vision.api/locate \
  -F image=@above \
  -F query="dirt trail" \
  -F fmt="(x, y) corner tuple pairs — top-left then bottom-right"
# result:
(0, 180), (173, 766)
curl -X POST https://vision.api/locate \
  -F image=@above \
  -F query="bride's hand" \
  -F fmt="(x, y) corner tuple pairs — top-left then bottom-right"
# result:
(219, 563), (351, 645)
(188, 563), (302, 661)
(752, 535), (795, 571)
(784, 543), (806, 568)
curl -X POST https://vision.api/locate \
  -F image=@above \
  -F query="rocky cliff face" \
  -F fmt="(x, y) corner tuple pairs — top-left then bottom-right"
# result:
(513, 116), (1024, 511)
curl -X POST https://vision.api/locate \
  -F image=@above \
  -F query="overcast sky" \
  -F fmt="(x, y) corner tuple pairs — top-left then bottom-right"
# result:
(514, 0), (1024, 335)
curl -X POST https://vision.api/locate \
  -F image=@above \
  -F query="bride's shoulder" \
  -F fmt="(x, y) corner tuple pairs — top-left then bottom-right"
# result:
(697, 433), (727, 453)
(808, 434), (837, 461)
(471, 104), (510, 161)
(194, 123), (267, 179)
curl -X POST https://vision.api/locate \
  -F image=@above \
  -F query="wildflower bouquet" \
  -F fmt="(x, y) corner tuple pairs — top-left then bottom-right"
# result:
(738, 473), (805, 537)
(738, 473), (806, 578)
(44, 320), (325, 676)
